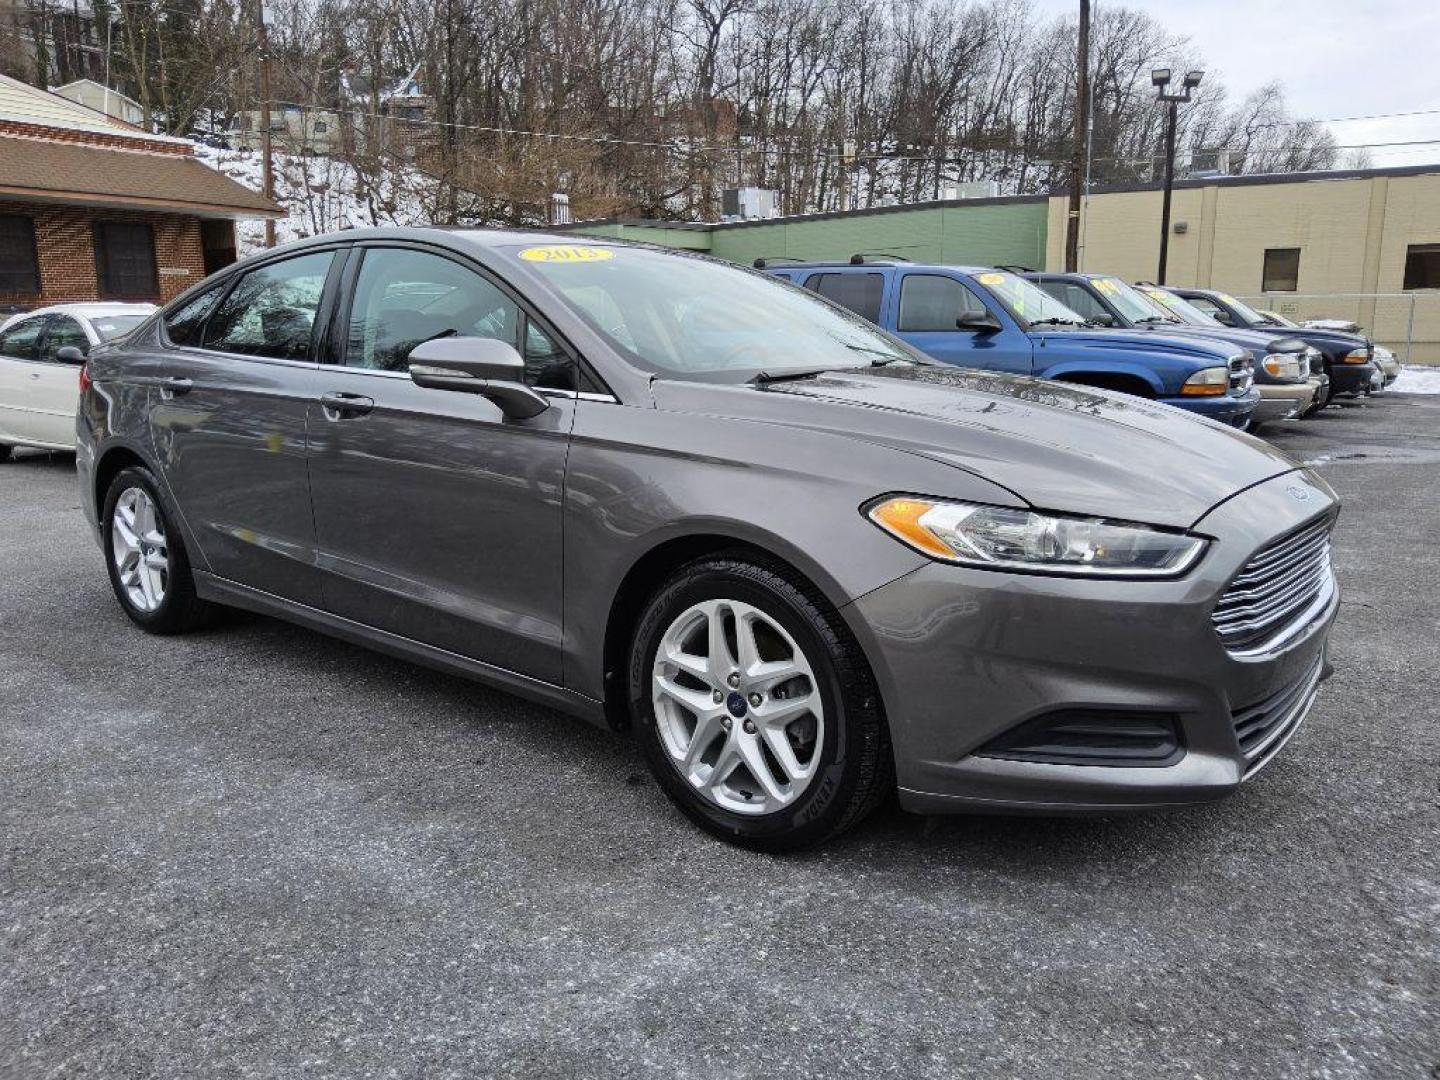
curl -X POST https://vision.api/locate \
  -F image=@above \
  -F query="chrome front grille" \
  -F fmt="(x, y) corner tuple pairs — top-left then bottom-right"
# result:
(1212, 516), (1334, 655)
(1229, 354), (1254, 393)
(1232, 655), (1324, 775)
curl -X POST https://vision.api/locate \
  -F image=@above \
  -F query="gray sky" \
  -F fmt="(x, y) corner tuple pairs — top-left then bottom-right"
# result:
(1029, 0), (1440, 166)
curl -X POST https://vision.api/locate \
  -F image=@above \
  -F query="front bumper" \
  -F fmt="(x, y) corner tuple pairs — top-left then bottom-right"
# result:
(846, 471), (1339, 814)
(1252, 382), (1317, 424)
(1329, 360), (1377, 396)
(1164, 385), (1261, 428)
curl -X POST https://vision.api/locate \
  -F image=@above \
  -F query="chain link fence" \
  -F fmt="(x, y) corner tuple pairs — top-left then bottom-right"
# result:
(1236, 292), (1440, 365)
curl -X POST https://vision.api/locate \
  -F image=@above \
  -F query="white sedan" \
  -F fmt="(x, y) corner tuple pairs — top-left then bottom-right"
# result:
(0, 303), (154, 457)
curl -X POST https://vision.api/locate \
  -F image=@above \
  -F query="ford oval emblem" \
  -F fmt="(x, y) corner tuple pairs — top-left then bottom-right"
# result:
(1286, 484), (1312, 502)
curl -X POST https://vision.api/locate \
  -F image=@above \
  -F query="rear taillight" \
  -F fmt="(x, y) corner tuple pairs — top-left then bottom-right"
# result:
(78, 363), (92, 393)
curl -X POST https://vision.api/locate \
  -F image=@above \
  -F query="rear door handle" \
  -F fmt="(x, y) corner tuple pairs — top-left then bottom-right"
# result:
(320, 391), (374, 419)
(160, 377), (193, 398)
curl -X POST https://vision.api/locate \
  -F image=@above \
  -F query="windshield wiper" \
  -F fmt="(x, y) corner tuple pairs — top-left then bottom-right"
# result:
(750, 368), (832, 384)
(1029, 317), (1084, 328)
(1133, 316), (1173, 326)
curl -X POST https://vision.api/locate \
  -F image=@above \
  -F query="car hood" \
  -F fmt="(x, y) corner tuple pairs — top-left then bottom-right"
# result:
(1128, 323), (1305, 354)
(1277, 326), (1369, 353)
(654, 364), (1300, 529)
(1036, 328), (1241, 362)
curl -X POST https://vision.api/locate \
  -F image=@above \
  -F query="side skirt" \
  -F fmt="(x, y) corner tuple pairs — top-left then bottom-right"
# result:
(195, 571), (607, 727)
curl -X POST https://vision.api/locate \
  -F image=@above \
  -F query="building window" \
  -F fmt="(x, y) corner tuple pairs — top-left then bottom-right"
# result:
(0, 215), (40, 295)
(313, 120), (328, 133)
(1403, 244), (1440, 290)
(1262, 248), (1301, 292)
(94, 221), (158, 299)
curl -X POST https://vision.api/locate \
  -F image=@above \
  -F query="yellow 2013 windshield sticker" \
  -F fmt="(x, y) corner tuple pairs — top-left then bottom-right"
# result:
(1093, 277), (1117, 293)
(977, 272), (1006, 285)
(519, 245), (615, 263)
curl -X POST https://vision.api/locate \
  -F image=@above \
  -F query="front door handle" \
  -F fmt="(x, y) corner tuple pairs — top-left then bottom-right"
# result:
(320, 391), (374, 419)
(160, 376), (193, 398)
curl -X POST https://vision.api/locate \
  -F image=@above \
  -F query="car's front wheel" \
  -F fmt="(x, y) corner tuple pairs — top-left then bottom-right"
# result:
(103, 465), (215, 634)
(629, 556), (891, 851)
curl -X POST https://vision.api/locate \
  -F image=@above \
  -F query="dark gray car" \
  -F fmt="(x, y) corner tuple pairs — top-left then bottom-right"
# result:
(75, 229), (1339, 850)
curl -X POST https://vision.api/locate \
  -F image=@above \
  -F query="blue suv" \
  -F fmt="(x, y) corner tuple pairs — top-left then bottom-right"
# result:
(762, 259), (1259, 426)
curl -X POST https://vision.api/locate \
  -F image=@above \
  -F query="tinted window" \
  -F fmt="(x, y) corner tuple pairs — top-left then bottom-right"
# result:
(1262, 248), (1301, 292)
(165, 286), (225, 346)
(94, 222), (158, 299)
(0, 316), (44, 360)
(807, 272), (885, 323)
(41, 315), (89, 361)
(0, 215), (40, 295)
(344, 247), (571, 387)
(1403, 244), (1440, 290)
(204, 252), (333, 360)
(898, 274), (986, 331)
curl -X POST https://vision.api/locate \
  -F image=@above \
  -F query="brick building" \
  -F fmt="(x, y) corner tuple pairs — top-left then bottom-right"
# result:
(0, 73), (281, 311)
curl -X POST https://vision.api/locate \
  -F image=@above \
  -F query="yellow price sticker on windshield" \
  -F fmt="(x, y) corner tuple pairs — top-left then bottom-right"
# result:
(977, 273), (1006, 285)
(1145, 288), (1178, 305)
(519, 245), (615, 263)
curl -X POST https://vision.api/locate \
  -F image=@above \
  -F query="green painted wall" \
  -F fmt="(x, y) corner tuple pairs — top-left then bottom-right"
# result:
(565, 222), (712, 251)
(568, 200), (1049, 269)
(710, 203), (1047, 269)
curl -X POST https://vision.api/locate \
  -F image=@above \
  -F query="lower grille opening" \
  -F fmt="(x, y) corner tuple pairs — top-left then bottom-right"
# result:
(1231, 656), (1324, 775)
(974, 709), (1184, 768)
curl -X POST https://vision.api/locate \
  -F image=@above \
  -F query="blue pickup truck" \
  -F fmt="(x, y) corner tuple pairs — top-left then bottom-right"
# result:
(761, 259), (1259, 426)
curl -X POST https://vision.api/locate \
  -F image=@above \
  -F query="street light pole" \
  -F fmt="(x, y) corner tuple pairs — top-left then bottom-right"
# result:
(1064, 0), (1090, 273)
(1151, 68), (1203, 286)
(1157, 97), (1177, 285)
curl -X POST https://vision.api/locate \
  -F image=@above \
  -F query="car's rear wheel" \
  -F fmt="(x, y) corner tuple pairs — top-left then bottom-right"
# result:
(629, 556), (891, 851)
(103, 465), (214, 634)
(0, 444), (12, 463)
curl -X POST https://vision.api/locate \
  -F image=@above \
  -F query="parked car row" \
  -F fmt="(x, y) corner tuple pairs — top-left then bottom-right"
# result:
(24, 228), (1343, 851)
(757, 256), (1388, 431)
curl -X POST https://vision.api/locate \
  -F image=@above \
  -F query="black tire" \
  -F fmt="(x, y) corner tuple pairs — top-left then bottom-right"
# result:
(102, 464), (216, 634)
(628, 555), (892, 852)
(0, 444), (11, 463)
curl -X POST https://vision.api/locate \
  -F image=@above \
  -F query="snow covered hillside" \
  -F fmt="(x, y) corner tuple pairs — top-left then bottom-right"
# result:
(194, 145), (441, 255)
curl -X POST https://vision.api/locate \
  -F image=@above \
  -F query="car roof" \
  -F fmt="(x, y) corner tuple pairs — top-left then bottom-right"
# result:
(13, 302), (157, 321)
(762, 261), (994, 274)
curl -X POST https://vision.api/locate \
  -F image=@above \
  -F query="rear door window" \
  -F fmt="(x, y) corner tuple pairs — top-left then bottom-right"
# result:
(0, 316), (44, 361)
(806, 273), (885, 324)
(203, 251), (335, 360)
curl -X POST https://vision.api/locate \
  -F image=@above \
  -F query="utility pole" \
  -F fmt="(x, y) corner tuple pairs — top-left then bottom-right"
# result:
(1064, 0), (1089, 272)
(256, 0), (275, 248)
(1151, 68), (1202, 285)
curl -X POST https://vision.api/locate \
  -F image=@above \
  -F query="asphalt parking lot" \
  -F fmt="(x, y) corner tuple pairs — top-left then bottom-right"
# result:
(2, 393), (1438, 1080)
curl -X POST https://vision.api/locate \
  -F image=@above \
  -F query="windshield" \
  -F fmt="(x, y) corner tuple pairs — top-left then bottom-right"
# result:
(1134, 286), (1220, 327)
(969, 271), (1086, 328)
(1092, 277), (1176, 324)
(1214, 292), (1268, 326)
(91, 314), (149, 340)
(1258, 309), (1298, 327)
(502, 243), (918, 381)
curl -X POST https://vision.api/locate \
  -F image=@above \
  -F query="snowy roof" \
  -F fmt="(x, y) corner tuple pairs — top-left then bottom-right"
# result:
(340, 63), (428, 106)
(0, 72), (186, 144)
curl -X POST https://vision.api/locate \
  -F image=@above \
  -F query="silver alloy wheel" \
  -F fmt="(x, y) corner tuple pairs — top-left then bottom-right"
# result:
(111, 486), (169, 613)
(652, 598), (825, 815)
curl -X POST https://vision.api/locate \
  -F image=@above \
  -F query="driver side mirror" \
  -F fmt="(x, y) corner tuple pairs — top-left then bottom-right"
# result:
(1212, 310), (1236, 327)
(956, 310), (1002, 334)
(407, 336), (549, 419)
(1088, 312), (1116, 327)
(55, 345), (86, 364)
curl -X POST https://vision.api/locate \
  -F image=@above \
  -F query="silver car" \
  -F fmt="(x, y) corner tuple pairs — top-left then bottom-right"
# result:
(76, 229), (1339, 850)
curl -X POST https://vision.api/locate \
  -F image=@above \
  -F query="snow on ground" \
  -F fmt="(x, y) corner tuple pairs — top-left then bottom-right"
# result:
(1392, 366), (1440, 394)
(194, 145), (439, 256)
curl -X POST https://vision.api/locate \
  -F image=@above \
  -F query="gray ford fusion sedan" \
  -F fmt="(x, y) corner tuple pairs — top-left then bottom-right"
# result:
(76, 228), (1339, 850)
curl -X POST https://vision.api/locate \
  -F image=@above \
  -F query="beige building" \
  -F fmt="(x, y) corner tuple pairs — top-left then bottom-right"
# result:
(51, 79), (145, 127)
(1047, 165), (1440, 362)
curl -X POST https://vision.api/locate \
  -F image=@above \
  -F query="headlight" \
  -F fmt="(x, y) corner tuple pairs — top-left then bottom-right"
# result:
(1343, 347), (1370, 364)
(1262, 352), (1304, 380)
(1180, 365), (1230, 396)
(866, 497), (1208, 577)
